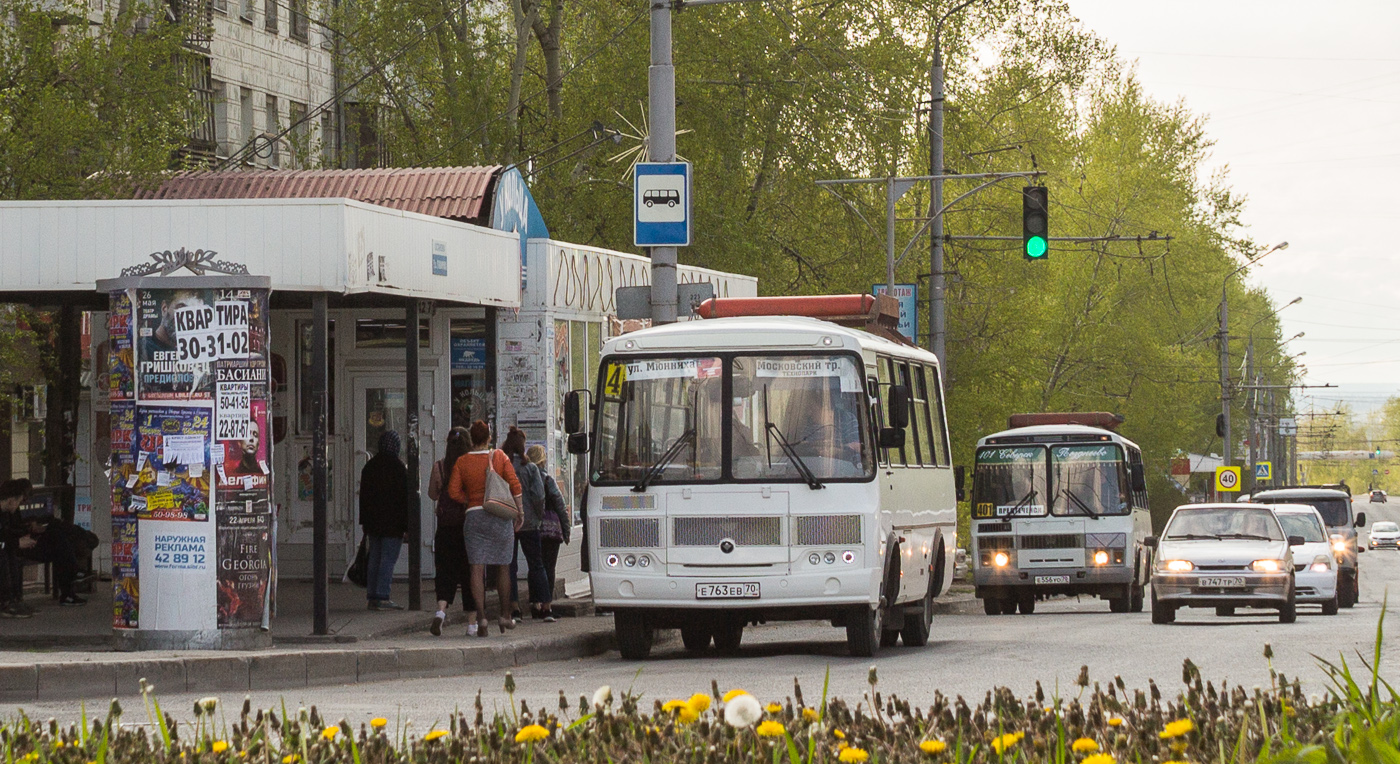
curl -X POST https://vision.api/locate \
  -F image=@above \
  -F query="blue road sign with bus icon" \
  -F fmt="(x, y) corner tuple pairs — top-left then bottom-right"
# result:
(635, 162), (691, 247)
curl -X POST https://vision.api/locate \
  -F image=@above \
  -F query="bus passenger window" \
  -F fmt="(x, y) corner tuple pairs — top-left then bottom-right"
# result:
(925, 365), (951, 466)
(912, 365), (935, 466)
(896, 361), (923, 465)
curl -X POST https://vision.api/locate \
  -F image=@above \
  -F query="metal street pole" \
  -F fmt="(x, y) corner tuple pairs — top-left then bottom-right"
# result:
(648, 3), (678, 325)
(929, 41), (946, 365)
(885, 178), (897, 290)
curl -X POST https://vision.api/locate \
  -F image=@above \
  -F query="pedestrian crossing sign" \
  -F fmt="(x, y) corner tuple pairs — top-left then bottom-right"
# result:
(1255, 462), (1272, 481)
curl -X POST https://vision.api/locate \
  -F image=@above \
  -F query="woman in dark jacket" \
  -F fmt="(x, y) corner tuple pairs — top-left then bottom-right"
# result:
(501, 427), (548, 620)
(428, 427), (475, 635)
(527, 445), (568, 622)
(359, 431), (408, 610)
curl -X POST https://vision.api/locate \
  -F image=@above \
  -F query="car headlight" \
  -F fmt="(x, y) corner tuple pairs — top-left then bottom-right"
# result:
(1310, 554), (1332, 573)
(1163, 559), (1193, 572)
(1331, 534), (1350, 553)
(1251, 559), (1284, 573)
(993, 551), (1010, 568)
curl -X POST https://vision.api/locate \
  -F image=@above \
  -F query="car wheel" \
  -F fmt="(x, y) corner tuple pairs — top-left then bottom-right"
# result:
(712, 620), (744, 654)
(999, 597), (1019, 615)
(1108, 596), (1129, 613)
(1215, 605), (1235, 617)
(615, 609), (654, 660)
(900, 576), (935, 647)
(1150, 591), (1175, 624)
(1017, 590), (1036, 614)
(680, 623), (712, 651)
(1279, 594), (1297, 624)
(1339, 570), (1357, 608)
(1322, 594), (1340, 616)
(845, 604), (882, 657)
(982, 597), (1002, 616)
(1130, 581), (1145, 613)
(879, 626), (901, 647)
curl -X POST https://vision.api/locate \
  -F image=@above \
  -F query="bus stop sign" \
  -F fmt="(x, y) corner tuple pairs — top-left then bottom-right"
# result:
(634, 162), (691, 246)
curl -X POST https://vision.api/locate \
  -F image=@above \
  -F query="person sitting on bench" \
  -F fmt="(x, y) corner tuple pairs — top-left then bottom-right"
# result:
(1, 479), (36, 617)
(1, 479), (92, 609)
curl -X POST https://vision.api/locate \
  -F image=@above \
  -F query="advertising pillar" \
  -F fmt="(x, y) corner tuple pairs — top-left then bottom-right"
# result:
(99, 265), (273, 650)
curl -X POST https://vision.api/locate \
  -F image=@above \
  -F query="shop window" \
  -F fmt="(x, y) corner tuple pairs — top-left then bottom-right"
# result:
(297, 319), (335, 435)
(450, 318), (493, 431)
(354, 318), (428, 349)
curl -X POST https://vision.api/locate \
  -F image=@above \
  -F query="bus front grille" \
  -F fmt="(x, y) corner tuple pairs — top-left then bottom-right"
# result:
(598, 518), (660, 548)
(1019, 534), (1083, 549)
(673, 516), (782, 547)
(792, 515), (862, 546)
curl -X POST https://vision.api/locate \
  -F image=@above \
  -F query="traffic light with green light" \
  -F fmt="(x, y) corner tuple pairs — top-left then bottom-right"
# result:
(1022, 186), (1048, 261)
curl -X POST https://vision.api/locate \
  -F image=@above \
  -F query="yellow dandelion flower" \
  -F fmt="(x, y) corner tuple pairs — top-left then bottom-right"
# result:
(802, 707), (820, 722)
(423, 730), (449, 742)
(321, 726), (339, 741)
(662, 699), (690, 713)
(723, 689), (750, 702)
(833, 729), (846, 740)
(281, 755), (299, 764)
(514, 724), (550, 743)
(991, 732), (1024, 754)
(687, 693), (712, 713)
(920, 739), (947, 755)
(54, 742), (65, 749)
(1159, 719), (1194, 739)
(211, 741), (229, 754)
(756, 720), (787, 737)
(1082, 754), (1116, 764)
(839, 747), (869, 763)
(766, 703), (783, 714)
(1163, 761), (1193, 764)
(1071, 737), (1099, 753)
(678, 707), (700, 724)
(370, 718), (388, 729)
(1107, 717), (1124, 727)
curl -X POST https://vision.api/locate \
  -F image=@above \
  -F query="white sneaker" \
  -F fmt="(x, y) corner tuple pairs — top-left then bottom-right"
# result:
(466, 622), (479, 637)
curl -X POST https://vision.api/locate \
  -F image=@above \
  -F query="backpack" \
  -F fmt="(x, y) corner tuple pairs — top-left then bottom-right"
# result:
(434, 458), (468, 526)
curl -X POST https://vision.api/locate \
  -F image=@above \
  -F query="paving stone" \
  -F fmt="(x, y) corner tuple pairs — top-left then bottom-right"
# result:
(305, 651), (357, 686)
(396, 647), (465, 679)
(0, 664), (38, 703)
(355, 650), (399, 683)
(115, 659), (187, 698)
(36, 662), (117, 702)
(183, 656), (251, 694)
(250, 653), (307, 690)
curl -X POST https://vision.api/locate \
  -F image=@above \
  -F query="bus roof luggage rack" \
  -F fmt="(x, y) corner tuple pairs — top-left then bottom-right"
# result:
(695, 294), (910, 345)
(1007, 411), (1124, 431)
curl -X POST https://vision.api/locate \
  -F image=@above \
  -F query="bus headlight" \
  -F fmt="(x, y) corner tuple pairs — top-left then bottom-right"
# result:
(1310, 555), (1331, 572)
(605, 554), (620, 568)
(638, 555), (651, 568)
(623, 555), (637, 567)
(993, 551), (1010, 568)
(842, 550), (856, 564)
(809, 553), (821, 566)
(1093, 550), (1109, 565)
(1251, 559), (1284, 573)
(1163, 559), (1193, 572)
(824, 552), (837, 564)
(1331, 535), (1349, 553)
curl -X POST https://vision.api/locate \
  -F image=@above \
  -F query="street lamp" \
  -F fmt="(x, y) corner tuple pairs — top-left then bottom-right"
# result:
(1220, 241), (1289, 471)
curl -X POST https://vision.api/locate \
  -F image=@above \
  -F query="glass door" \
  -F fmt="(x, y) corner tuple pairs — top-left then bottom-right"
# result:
(351, 372), (435, 574)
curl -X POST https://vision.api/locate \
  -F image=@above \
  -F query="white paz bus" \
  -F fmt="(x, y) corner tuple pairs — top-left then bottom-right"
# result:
(563, 295), (961, 658)
(971, 413), (1153, 614)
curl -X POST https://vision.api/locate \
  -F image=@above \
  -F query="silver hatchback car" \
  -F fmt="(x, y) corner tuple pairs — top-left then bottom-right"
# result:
(1148, 503), (1300, 624)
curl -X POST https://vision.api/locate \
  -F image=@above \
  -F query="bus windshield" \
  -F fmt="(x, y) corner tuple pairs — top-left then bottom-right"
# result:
(592, 354), (871, 485)
(594, 357), (724, 484)
(973, 446), (1049, 518)
(1050, 444), (1129, 516)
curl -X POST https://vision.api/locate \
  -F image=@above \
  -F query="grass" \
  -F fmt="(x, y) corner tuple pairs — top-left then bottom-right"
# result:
(2, 605), (1396, 764)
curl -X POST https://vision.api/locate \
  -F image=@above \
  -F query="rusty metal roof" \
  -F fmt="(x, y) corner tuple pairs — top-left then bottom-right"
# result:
(134, 166), (503, 224)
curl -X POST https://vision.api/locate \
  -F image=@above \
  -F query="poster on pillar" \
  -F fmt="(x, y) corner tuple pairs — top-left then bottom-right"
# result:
(105, 278), (273, 643)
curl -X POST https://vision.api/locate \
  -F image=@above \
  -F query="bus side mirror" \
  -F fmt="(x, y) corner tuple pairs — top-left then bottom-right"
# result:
(887, 385), (911, 430)
(1287, 535), (1306, 547)
(1130, 463), (1146, 492)
(1144, 536), (1159, 549)
(1355, 512), (1367, 527)
(564, 390), (586, 435)
(954, 465), (966, 502)
(878, 428), (905, 449)
(567, 433), (591, 455)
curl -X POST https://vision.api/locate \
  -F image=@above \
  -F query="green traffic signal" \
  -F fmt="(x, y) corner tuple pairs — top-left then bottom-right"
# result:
(1021, 186), (1049, 262)
(1025, 235), (1048, 259)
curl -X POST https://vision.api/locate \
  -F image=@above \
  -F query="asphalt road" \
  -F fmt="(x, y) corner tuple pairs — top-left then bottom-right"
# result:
(17, 500), (1400, 726)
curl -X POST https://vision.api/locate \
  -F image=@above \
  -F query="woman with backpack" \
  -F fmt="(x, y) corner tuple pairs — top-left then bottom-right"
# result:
(526, 445), (569, 622)
(501, 427), (549, 622)
(428, 427), (475, 636)
(447, 420), (524, 636)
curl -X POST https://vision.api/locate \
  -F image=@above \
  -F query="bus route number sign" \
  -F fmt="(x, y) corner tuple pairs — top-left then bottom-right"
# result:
(602, 364), (627, 397)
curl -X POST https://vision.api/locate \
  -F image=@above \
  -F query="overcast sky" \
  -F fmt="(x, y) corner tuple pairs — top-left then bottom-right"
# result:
(1065, 0), (1400, 410)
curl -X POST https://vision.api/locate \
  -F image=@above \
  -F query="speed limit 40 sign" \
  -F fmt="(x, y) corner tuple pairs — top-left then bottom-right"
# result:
(1215, 466), (1241, 492)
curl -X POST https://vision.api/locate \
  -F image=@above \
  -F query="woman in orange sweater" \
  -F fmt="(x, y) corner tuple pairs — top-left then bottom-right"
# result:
(448, 420), (524, 636)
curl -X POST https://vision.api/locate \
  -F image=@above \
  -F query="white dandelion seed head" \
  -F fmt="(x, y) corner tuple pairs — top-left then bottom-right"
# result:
(592, 685), (612, 709)
(724, 694), (763, 728)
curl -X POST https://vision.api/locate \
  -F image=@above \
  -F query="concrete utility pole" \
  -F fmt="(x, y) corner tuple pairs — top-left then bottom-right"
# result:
(1219, 241), (1288, 470)
(648, 3), (678, 325)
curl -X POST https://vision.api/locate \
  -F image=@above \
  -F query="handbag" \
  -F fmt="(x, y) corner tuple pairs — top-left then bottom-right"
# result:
(482, 450), (521, 520)
(540, 474), (566, 542)
(345, 535), (369, 587)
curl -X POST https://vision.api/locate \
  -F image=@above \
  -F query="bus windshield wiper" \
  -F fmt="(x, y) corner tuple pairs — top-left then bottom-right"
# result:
(632, 429), (695, 492)
(766, 422), (825, 490)
(1002, 488), (1037, 517)
(1059, 488), (1100, 519)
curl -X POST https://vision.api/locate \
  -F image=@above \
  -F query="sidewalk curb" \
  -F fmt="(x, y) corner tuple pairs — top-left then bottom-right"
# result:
(1, 624), (616, 704)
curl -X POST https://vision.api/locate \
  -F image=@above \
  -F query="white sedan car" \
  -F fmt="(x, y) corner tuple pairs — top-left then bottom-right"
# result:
(1148, 503), (1299, 624)
(1369, 521), (1400, 550)
(1272, 504), (1339, 615)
